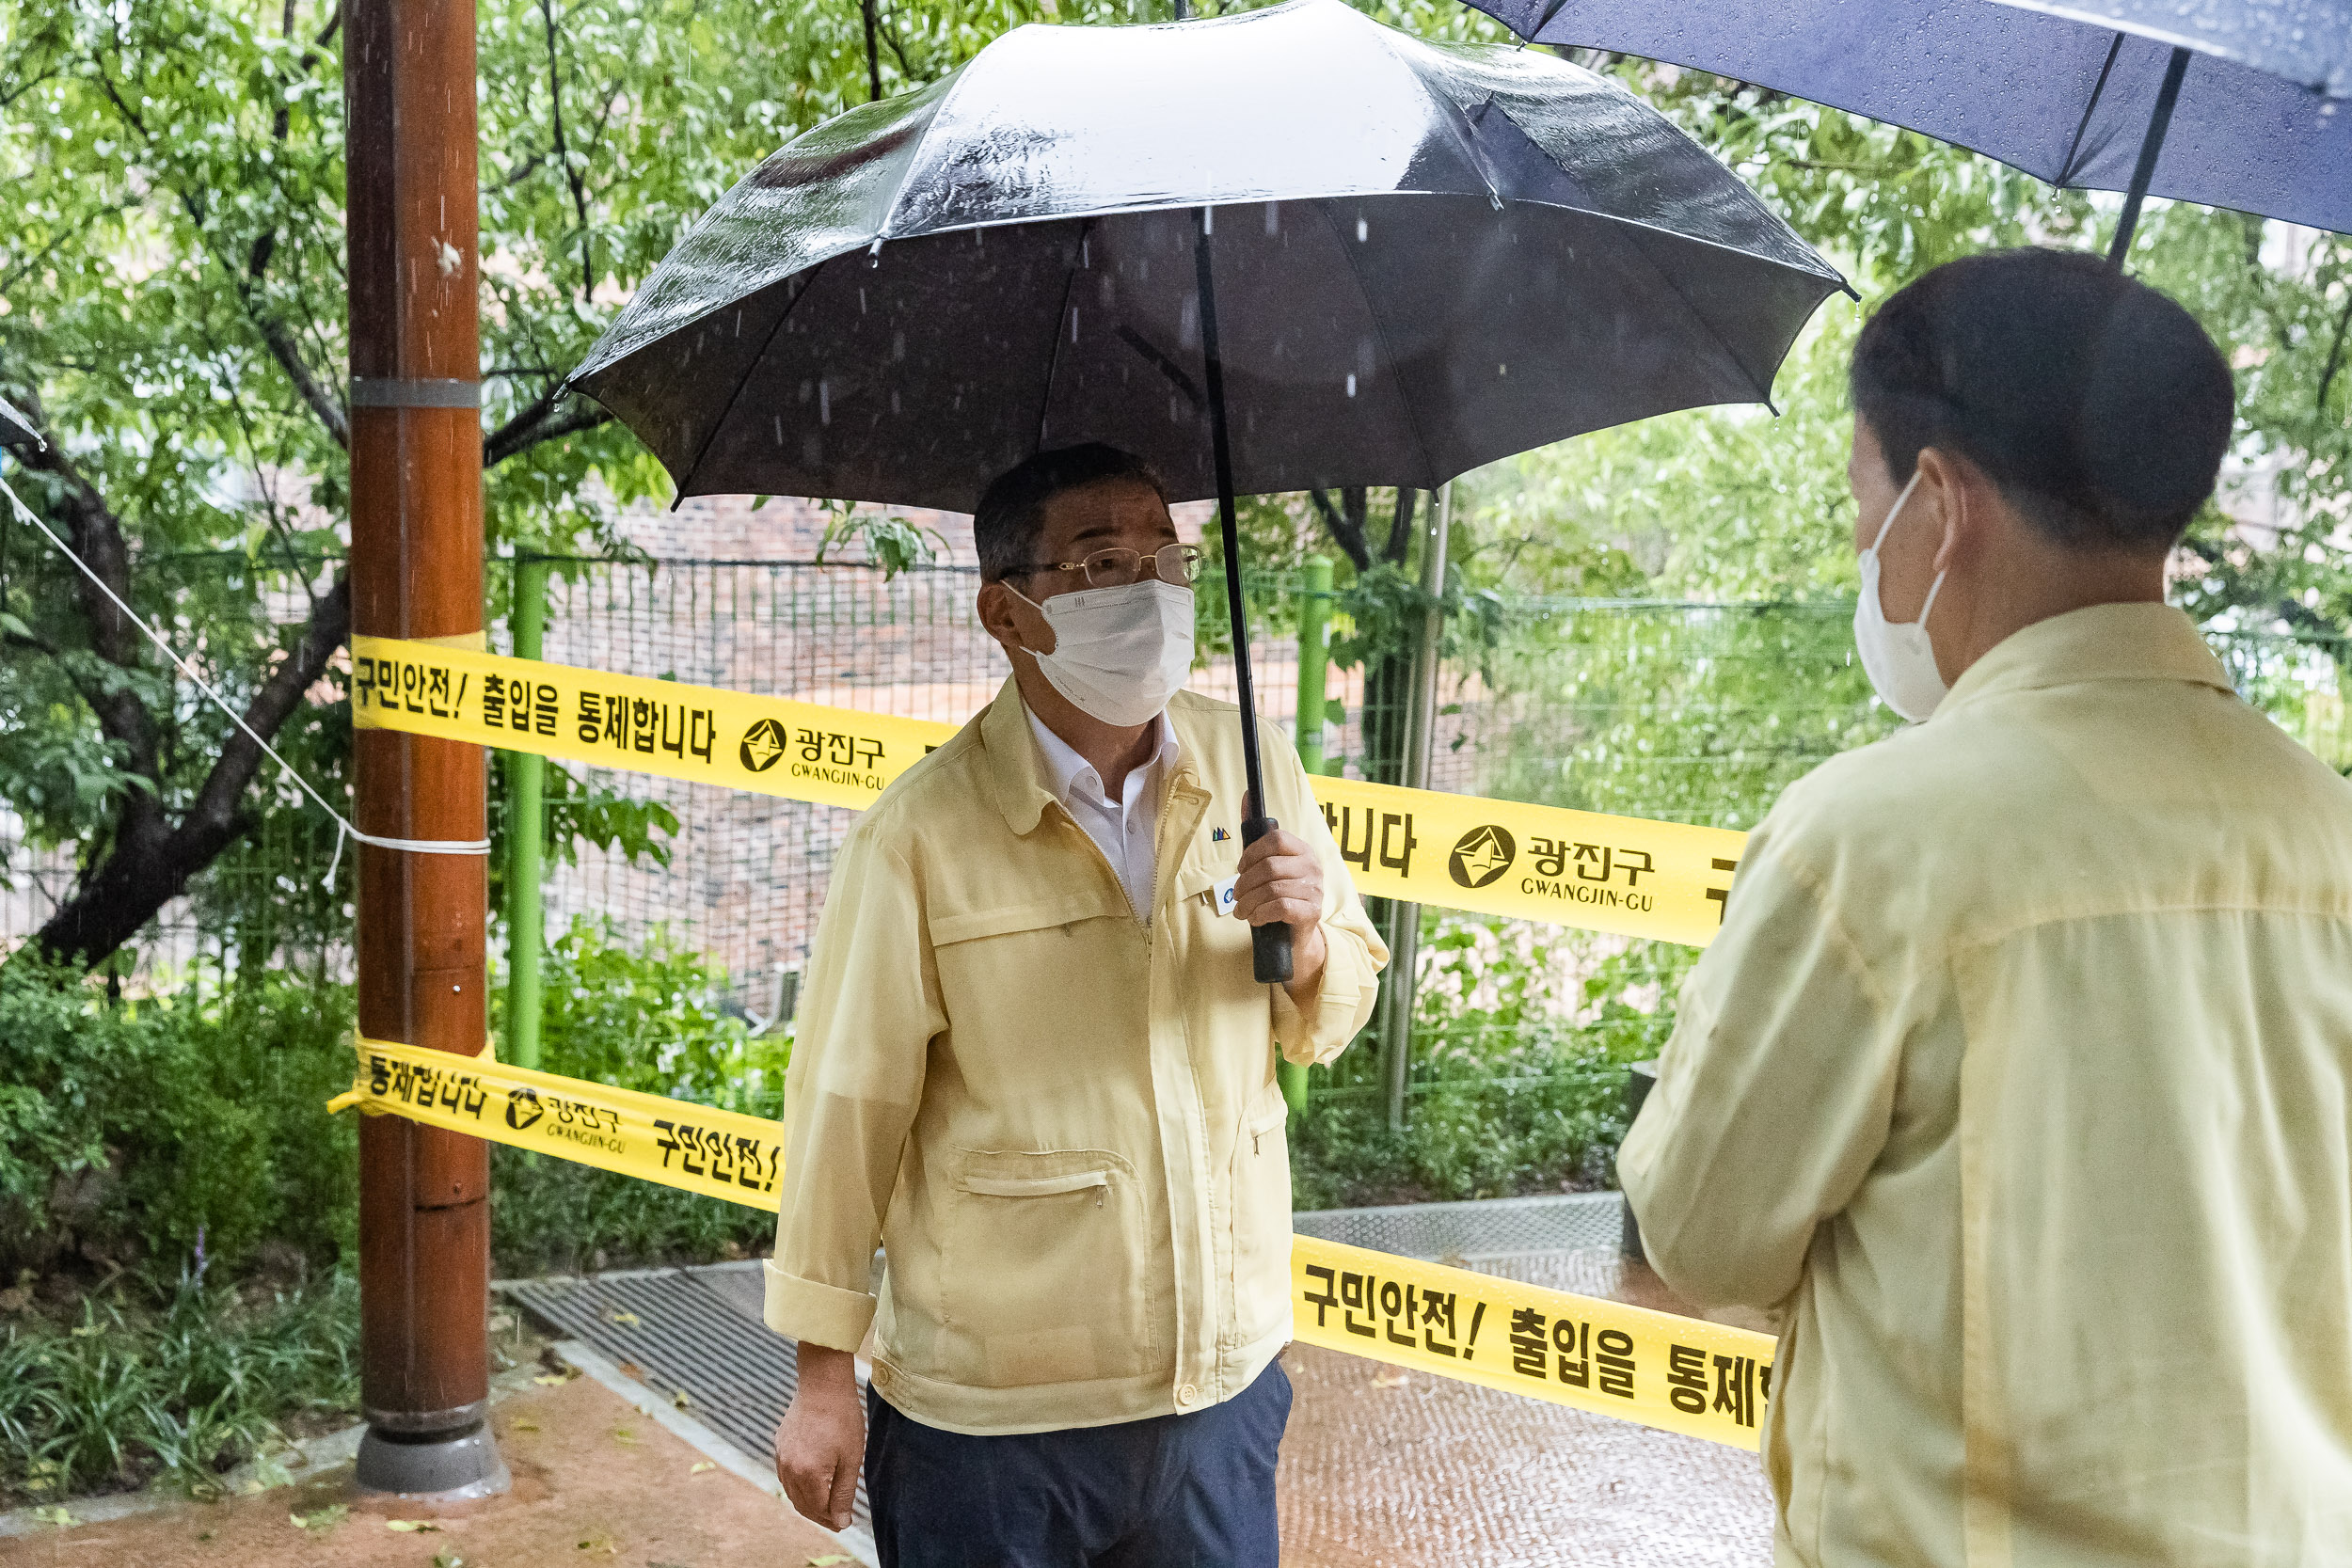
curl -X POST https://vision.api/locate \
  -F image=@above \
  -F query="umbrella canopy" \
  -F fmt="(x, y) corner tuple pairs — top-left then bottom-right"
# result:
(569, 0), (1846, 982)
(1997, 0), (2351, 95)
(567, 0), (1845, 513)
(1468, 0), (2351, 242)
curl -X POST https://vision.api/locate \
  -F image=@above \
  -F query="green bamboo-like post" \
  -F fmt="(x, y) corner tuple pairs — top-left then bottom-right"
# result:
(504, 556), (548, 1070)
(1281, 556), (1335, 1117)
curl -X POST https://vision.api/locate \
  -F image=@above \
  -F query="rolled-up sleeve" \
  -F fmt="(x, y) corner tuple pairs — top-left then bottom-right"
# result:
(1616, 833), (1899, 1311)
(764, 818), (944, 1351)
(1269, 750), (1386, 1066)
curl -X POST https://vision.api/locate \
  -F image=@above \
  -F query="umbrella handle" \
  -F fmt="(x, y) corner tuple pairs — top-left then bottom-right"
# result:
(1243, 815), (1295, 985)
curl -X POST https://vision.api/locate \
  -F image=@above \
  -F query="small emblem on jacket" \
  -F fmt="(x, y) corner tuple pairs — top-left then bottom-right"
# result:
(1211, 826), (1231, 842)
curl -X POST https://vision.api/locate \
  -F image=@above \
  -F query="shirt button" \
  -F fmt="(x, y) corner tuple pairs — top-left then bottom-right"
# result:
(870, 1364), (891, 1390)
(1177, 1383), (1198, 1407)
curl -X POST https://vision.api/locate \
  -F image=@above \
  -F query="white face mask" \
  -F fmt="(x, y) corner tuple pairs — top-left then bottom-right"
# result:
(1008, 577), (1195, 727)
(1853, 469), (1949, 723)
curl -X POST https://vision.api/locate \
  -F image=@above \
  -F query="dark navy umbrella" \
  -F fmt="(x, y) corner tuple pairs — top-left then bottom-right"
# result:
(1470, 0), (2352, 260)
(568, 0), (1845, 978)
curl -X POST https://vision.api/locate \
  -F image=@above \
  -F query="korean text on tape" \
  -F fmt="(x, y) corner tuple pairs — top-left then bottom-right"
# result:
(1291, 1236), (1773, 1450)
(335, 1034), (787, 1211)
(352, 637), (1747, 945)
(334, 1043), (1776, 1449)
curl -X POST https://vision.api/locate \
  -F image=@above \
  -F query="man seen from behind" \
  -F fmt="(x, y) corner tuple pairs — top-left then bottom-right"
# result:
(1622, 247), (2352, 1566)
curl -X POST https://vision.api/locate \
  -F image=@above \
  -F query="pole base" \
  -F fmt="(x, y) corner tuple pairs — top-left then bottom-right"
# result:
(355, 1421), (511, 1500)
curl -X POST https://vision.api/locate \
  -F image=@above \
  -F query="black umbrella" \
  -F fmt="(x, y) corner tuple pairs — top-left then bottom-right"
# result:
(1470, 0), (2351, 261)
(568, 0), (1844, 979)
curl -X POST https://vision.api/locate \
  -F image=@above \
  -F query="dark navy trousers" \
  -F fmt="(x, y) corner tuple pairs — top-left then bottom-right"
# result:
(863, 1360), (1291, 1568)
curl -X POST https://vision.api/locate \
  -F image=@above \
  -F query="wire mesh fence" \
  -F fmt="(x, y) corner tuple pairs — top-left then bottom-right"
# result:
(7, 551), (2349, 1143)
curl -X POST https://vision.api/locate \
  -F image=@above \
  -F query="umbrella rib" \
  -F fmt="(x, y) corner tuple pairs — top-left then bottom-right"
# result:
(2057, 33), (2126, 186)
(670, 272), (814, 507)
(867, 50), (986, 243)
(1032, 217), (1097, 451)
(1311, 198), (1443, 490)
(1578, 203), (1778, 410)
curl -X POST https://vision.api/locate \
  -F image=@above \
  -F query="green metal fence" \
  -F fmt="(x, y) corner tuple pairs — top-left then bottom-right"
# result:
(7, 552), (2347, 1157)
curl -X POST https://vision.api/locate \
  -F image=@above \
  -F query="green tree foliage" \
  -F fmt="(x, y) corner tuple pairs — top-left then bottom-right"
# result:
(7, 0), (2346, 981)
(1453, 74), (2352, 630)
(0, 0), (1140, 970)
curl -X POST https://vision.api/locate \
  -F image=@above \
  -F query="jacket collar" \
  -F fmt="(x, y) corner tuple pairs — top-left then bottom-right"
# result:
(982, 677), (1209, 836)
(1938, 602), (2233, 721)
(980, 677), (1060, 835)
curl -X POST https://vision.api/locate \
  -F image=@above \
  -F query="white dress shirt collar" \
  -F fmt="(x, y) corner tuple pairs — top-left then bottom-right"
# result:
(1026, 706), (1180, 920)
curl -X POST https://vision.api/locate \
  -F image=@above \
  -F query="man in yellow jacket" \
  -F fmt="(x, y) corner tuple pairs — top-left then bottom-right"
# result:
(766, 442), (1385, 1565)
(1621, 247), (2352, 1565)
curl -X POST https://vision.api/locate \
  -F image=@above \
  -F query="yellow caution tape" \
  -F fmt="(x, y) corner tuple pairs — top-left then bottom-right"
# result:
(344, 1034), (787, 1210)
(351, 636), (1746, 944)
(1290, 1236), (1771, 1449)
(1309, 774), (1745, 947)
(337, 1035), (1775, 1449)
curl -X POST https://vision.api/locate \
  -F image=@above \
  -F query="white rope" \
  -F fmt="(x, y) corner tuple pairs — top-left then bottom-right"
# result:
(0, 466), (491, 885)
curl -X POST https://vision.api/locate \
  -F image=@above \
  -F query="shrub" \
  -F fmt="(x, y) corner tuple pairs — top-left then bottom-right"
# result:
(1290, 911), (1679, 1210)
(488, 917), (788, 1276)
(0, 961), (355, 1280)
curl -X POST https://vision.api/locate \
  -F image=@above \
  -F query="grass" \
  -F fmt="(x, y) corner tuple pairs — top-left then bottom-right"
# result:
(0, 1259), (359, 1507)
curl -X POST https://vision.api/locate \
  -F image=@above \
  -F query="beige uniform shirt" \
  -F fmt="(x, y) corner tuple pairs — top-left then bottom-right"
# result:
(1620, 604), (2352, 1568)
(765, 680), (1386, 1434)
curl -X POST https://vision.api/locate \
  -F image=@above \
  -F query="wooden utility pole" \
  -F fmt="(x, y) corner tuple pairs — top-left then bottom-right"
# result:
(345, 0), (501, 1497)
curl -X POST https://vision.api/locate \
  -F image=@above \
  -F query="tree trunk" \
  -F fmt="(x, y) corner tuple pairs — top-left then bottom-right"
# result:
(30, 578), (352, 968)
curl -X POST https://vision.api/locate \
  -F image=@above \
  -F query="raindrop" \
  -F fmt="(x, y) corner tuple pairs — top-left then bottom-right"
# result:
(734, 309), (743, 338)
(1265, 202), (1279, 235)
(819, 382), (831, 424)
(1082, 237), (1090, 268)
(772, 415), (783, 446)
(858, 288), (867, 315)
(1356, 216), (1368, 242)
(1498, 362), (1507, 376)
(891, 390), (900, 415)
(1071, 308), (1080, 343)
(893, 331), (905, 361)
(1202, 206), (1215, 235)
(1346, 373), (1358, 397)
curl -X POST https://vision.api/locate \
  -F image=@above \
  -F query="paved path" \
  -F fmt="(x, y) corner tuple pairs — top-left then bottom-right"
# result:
(1278, 1252), (1774, 1567)
(508, 1247), (1776, 1566)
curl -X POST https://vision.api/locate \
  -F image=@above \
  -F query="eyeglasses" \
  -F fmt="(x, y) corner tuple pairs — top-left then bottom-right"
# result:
(1009, 543), (1203, 589)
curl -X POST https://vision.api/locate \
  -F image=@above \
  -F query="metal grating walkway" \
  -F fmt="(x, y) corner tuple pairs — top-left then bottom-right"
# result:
(1293, 1190), (1627, 1259)
(502, 1260), (872, 1530)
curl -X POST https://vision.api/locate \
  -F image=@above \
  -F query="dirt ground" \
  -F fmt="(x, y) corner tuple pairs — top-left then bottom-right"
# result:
(0, 1377), (847, 1568)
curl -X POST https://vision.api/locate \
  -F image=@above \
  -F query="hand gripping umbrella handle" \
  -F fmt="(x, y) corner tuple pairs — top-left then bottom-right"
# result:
(1242, 815), (1295, 985)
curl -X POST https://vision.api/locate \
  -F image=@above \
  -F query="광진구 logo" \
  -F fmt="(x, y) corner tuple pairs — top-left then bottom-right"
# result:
(1448, 824), (1516, 889)
(739, 717), (788, 773)
(505, 1086), (545, 1131)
